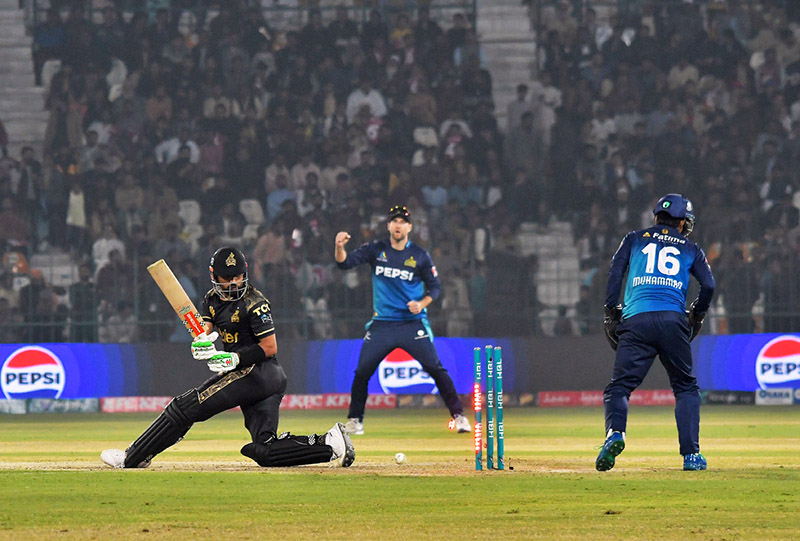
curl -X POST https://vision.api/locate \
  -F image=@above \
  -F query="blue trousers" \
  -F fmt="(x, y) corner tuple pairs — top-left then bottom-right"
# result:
(347, 318), (463, 420)
(604, 311), (700, 455)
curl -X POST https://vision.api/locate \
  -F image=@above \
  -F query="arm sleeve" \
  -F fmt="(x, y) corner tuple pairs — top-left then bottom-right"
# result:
(420, 254), (442, 301)
(689, 246), (716, 314)
(336, 241), (375, 270)
(605, 232), (634, 308)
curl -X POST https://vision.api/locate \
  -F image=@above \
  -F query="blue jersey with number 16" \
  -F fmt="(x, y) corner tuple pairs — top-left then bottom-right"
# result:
(606, 225), (715, 319)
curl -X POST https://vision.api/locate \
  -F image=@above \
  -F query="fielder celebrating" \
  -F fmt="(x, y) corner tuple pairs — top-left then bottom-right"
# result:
(334, 205), (471, 435)
(101, 246), (354, 468)
(597, 194), (715, 472)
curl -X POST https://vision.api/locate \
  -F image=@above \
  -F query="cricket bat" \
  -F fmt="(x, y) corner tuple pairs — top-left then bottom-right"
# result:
(147, 259), (205, 338)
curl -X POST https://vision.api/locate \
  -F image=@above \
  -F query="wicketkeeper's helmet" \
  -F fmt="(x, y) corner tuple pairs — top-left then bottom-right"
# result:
(653, 193), (695, 237)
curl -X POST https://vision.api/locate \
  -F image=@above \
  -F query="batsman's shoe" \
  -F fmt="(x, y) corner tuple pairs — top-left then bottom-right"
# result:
(683, 452), (707, 471)
(595, 430), (626, 472)
(344, 417), (364, 435)
(453, 414), (471, 433)
(101, 449), (126, 468)
(325, 422), (355, 467)
(100, 449), (151, 469)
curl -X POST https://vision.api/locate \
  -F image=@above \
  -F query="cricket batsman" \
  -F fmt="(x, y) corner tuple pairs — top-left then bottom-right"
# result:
(101, 246), (354, 468)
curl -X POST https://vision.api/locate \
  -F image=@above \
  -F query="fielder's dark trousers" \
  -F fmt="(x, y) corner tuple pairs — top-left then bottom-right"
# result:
(348, 318), (463, 420)
(604, 311), (700, 455)
(196, 357), (287, 443)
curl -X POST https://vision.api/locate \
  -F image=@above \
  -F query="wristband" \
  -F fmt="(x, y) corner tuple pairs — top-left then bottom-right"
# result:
(236, 343), (269, 367)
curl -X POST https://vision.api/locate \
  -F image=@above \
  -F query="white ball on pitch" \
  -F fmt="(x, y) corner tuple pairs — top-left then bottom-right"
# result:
(394, 452), (407, 464)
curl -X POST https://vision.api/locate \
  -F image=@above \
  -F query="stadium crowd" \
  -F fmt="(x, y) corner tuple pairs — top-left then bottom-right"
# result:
(1, 0), (800, 343)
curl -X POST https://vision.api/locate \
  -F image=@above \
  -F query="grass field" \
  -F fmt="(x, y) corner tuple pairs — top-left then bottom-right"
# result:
(1, 405), (799, 540)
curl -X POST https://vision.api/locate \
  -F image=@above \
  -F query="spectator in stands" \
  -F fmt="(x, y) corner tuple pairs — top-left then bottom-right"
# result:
(507, 84), (533, 131)
(154, 221), (190, 262)
(0, 270), (18, 310)
(755, 47), (786, 94)
(155, 126), (200, 165)
(64, 176), (88, 254)
(504, 111), (543, 179)
(145, 84), (174, 124)
(0, 196), (30, 248)
(290, 150), (321, 191)
(99, 301), (137, 343)
(33, 8), (65, 86)
(19, 268), (47, 325)
(69, 262), (97, 342)
(346, 78), (387, 124)
(553, 305), (574, 336)
(761, 255), (799, 332)
(96, 248), (132, 308)
(92, 223), (125, 272)
(718, 247), (760, 334)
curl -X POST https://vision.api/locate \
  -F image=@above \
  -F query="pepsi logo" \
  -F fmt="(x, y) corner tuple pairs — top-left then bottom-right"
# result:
(378, 348), (436, 394)
(1, 346), (65, 399)
(756, 335), (800, 390)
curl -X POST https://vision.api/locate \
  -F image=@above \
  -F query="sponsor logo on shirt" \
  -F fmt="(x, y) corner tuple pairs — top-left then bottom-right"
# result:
(652, 232), (686, 245)
(375, 265), (415, 281)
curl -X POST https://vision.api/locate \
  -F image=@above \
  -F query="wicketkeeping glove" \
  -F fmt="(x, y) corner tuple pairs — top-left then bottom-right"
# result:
(603, 304), (622, 351)
(686, 304), (705, 342)
(207, 352), (239, 373)
(191, 331), (220, 360)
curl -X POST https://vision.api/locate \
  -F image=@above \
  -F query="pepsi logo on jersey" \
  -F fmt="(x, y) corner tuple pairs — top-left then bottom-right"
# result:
(375, 265), (414, 281)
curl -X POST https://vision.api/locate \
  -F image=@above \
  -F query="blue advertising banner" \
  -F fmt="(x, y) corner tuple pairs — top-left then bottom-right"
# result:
(694, 334), (800, 391)
(0, 343), (148, 399)
(303, 338), (518, 394)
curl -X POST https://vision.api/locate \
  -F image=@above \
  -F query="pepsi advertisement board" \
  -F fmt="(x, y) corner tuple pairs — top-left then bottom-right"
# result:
(302, 338), (517, 394)
(0, 344), (148, 399)
(694, 334), (800, 391)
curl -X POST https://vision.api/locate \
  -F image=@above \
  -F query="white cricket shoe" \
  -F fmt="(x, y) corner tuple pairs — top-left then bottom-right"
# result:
(454, 414), (472, 433)
(101, 448), (126, 468)
(344, 417), (364, 435)
(325, 422), (355, 467)
(100, 448), (151, 469)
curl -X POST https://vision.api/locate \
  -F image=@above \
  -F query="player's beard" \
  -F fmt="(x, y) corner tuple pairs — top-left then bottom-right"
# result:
(391, 229), (408, 244)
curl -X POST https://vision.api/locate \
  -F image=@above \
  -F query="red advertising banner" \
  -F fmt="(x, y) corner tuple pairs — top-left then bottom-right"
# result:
(100, 394), (398, 413)
(101, 396), (172, 413)
(538, 389), (674, 408)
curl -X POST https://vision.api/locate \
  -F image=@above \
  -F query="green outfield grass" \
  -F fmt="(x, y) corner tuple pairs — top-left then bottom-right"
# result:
(1, 406), (799, 540)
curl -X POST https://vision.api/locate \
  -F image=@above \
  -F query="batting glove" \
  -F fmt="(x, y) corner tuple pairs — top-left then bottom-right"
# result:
(191, 331), (220, 361)
(603, 305), (622, 351)
(207, 352), (239, 373)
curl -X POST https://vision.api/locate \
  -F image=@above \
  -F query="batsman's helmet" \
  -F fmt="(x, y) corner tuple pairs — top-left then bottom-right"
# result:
(209, 246), (248, 301)
(653, 193), (695, 237)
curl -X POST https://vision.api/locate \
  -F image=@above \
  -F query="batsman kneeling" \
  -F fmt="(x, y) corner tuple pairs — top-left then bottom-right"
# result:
(101, 246), (354, 469)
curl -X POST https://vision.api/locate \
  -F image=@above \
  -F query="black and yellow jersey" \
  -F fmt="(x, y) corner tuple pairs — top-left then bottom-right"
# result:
(200, 286), (275, 352)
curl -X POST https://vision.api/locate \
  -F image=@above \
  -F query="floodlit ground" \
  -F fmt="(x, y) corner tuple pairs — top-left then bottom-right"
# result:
(1, 406), (798, 539)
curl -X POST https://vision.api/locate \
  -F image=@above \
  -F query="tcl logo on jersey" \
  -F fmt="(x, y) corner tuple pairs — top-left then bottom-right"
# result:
(756, 335), (800, 389)
(1, 346), (65, 399)
(375, 265), (414, 281)
(378, 348), (436, 394)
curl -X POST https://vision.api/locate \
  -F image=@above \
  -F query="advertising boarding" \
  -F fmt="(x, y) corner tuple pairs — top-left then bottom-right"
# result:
(693, 333), (800, 391)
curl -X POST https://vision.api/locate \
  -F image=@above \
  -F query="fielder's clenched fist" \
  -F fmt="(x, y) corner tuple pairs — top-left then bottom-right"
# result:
(335, 231), (351, 247)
